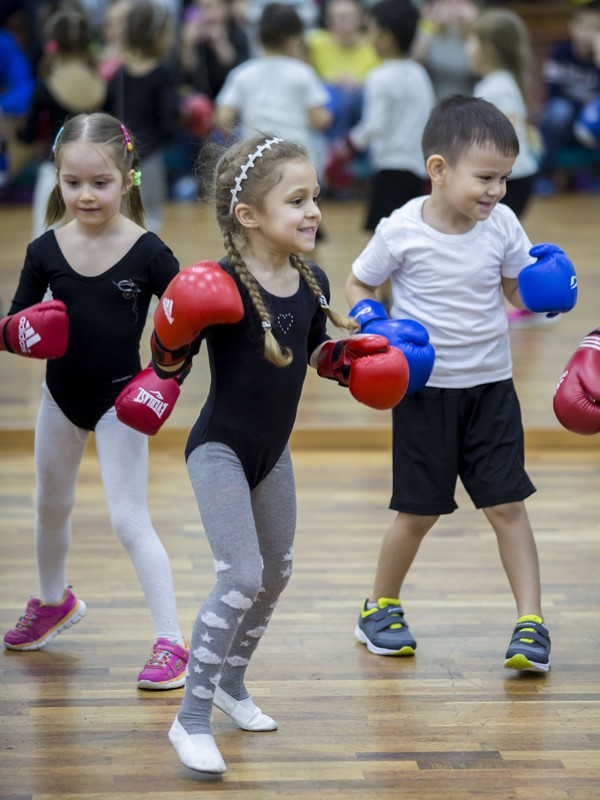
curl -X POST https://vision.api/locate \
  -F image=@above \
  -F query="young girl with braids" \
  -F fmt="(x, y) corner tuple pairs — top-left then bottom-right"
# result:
(148, 133), (409, 774)
(2, 112), (190, 691)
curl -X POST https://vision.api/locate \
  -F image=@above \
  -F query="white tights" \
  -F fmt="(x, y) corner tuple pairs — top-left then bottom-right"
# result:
(32, 383), (182, 642)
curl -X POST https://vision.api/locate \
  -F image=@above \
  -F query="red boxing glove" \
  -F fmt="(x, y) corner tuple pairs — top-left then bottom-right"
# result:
(317, 334), (409, 410)
(181, 93), (214, 138)
(154, 262), (244, 352)
(0, 300), (68, 359)
(553, 329), (600, 435)
(324, 136), (358, 192)
(116, 366), (181, 435)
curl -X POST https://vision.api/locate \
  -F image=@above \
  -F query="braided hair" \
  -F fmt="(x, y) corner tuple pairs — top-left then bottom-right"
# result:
(213, 134), (356, 367)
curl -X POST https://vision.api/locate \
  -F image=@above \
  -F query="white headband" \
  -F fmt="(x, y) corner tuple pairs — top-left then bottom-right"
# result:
(229, 137), (284, 215)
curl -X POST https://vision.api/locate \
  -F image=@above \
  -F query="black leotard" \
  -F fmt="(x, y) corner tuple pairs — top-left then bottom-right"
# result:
(9, 230), (179, 430)
(184, 258), (331, 488)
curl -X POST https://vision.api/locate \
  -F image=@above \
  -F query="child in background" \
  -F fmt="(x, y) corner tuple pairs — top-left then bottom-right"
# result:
(305, 0), (380, 143)
(0, 27), (34, 190)
(534, 0), (600, 197)
(466, 7), (546, 328)
(146, 134), (408, 773)
(326, 0), (435, 230)
(346, 96), (578, 674)
(107, 0), (180, 233)
(411, 0), (478, 99)
(215, 3), (333, 177)
(97, 0), (131, 81)
(178, 0), (250, 101)
(2, 112), (188, 691)
(16, 6), (108, 238)
(467, 8), (538, 219)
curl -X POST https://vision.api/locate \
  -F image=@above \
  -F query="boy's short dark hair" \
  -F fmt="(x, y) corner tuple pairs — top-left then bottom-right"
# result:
(421, 95), (520, 164)
(369, 0), (419, 55)
(259, 3), (303, 49)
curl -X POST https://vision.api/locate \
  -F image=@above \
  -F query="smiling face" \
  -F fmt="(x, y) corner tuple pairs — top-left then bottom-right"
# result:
(238, 158), (322, 255)
(57, 141), (132, 228)
(427, 144), (515, 232)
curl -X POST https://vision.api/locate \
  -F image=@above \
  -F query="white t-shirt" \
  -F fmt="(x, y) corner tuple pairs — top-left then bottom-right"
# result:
(474, 70), (538, 180)
(349, 59), (435, 176)
(216, 55), (330, 167)
(351, 196), (533, 388)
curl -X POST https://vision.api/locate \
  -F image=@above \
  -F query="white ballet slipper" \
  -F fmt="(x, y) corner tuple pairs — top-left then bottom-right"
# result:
(213, 685), (278, 731)
(168, 717), (226, 773)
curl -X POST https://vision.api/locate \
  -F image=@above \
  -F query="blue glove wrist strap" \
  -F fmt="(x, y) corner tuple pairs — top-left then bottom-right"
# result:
(349, 299), (389, 328)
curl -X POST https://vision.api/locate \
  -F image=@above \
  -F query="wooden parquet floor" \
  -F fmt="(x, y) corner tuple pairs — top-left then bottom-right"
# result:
(1, 444), (599, 799)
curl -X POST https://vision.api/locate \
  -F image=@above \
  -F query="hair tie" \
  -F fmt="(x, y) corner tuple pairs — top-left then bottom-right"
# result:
(261, 319), (272, 331)
(52, 125), (64, 155)
(318, 295), (329, 309)
(229, 136), (284, 215)
(120, 124), (133, 152)
(133, 170), (142, 186)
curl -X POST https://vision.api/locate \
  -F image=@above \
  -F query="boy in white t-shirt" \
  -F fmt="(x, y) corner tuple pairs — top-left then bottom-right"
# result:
(214, 2), (332, 173)
(345, 95), (578, 673)
(325, 0), (435, 229)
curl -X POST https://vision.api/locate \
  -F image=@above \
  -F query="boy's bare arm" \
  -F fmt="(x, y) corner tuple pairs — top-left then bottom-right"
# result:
(501, 276), (525, 309)
(345, 272), (380, 308)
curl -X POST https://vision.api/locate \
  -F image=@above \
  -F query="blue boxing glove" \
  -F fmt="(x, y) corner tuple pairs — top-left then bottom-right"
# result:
(349, 299), (435, 393)
(517, 243), (578, 317)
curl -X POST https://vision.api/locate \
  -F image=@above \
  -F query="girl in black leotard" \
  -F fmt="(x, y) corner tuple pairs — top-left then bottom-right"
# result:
(164, 134), (404, 774)
(3, 112), (189, 691)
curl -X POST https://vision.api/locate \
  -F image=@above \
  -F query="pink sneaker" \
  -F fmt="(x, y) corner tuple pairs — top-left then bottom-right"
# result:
(4, 587), (86, 650)
(137, 638), (188, 690)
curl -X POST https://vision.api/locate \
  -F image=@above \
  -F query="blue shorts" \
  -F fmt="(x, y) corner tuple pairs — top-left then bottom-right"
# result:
(390, 379), (536, 515)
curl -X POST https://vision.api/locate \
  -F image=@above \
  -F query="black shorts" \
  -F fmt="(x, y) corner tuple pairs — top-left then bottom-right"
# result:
(390, 379), (536, 515)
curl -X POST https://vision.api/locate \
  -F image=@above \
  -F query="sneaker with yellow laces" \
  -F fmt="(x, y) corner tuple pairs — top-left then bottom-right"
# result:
(504, 615), (551, 672)
(355, 598), (416, 656)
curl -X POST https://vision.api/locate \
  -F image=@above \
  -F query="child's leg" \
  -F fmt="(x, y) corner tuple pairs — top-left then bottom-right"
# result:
(355, 512), (438, 657)
(3, 387), (88, 651)
(177, 443), (266, 736)
(483, 501), (550, 672)
(482, 500), (542, 617)
(95, 409), (183, 644)
(35, 385), (87, 602)
(218, 445), (296, 701)
(370, 511), (438, 601)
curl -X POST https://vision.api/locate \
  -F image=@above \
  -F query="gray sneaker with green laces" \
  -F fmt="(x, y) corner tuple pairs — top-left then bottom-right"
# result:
(355, 598), (416, 656)
(504, 616), (551, 672)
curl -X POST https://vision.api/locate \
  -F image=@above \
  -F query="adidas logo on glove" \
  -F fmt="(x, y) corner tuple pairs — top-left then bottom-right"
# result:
(162, 297), (174, 325)
(17, 316), (42, 354)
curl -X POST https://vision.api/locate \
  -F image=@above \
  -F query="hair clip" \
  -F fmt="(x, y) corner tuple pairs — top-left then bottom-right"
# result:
(229, 137), (284, 215)
(52, 125), (64, 155)
(120, 124), (133, 152)
(133, 170), (142, 186)
(261, 319), (272, 331)
(318, 295), (329, 309)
